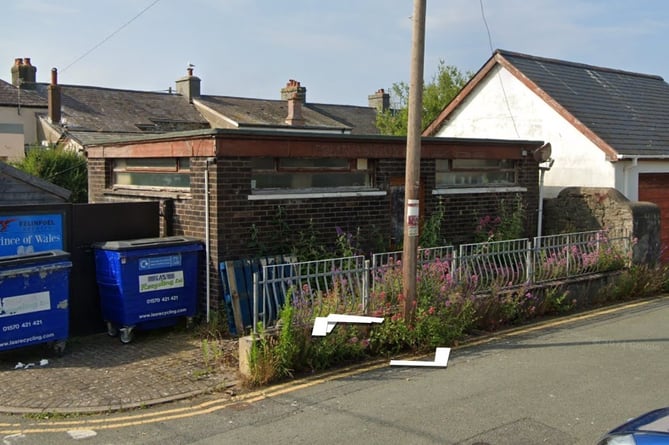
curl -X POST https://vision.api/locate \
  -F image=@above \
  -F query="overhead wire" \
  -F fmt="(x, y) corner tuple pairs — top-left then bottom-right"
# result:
(47, 159), (88, 181)
(479, 0), (520, 138)
(62, 0), (162, 73)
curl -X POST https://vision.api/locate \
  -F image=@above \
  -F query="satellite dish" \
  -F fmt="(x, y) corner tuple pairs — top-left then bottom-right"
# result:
(533, 142), (552, 163)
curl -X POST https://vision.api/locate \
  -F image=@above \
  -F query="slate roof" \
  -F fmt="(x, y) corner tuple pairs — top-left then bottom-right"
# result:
(196, 96), (347, 131)
(0, 79), (46, 107)
(426, 49), (669, 158)
(195, 95), (379, 134)
(27, 81), (380, 146)
(34, 83), (209, 134)
(307, 103), (381, 135)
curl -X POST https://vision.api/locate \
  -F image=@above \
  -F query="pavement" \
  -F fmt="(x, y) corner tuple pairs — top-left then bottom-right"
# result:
(0, 327), (240, 414)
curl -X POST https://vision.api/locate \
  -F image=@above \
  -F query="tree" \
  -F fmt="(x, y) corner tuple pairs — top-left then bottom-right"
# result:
(12, 145), (88, 203)
(376, 60), (472, 136)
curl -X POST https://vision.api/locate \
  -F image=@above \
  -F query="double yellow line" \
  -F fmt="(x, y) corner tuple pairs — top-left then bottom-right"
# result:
(0, 359), (390, 434)
(1, 296), (663, 435)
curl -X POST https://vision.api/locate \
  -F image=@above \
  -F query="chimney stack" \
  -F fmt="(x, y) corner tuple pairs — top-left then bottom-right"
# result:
(48, 68), (61, 124)
(176, 65), (201, 103)
(11, 57), (37, 88)
(368, 88), (390, 112)
(281, 79), (306, 103)
(285, 92), (305, 127)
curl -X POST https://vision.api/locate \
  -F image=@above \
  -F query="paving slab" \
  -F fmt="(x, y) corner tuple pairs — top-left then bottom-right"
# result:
(0, 329), (239, 414)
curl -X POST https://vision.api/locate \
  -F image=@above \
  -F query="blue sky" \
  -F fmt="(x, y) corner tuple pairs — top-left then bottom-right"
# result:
(2, 0), (668, 106)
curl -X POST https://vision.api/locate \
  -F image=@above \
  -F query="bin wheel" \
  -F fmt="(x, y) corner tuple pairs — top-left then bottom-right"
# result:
(53, 340), (66, 357)
(119, 327), (134, 344)
(106, 322), (118, 337)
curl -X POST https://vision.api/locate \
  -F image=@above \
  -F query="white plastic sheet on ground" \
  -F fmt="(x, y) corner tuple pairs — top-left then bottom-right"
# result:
(390, 347), (451, 367)
(311, 314), (384, 336)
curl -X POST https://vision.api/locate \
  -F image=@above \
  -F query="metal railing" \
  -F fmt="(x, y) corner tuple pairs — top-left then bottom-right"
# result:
(456, 238), (531, 292)
(253, 256), (368, 333)
(533, 230), (630, 283)
(249, 229), (631, 332)
(371, 245), (455, 270)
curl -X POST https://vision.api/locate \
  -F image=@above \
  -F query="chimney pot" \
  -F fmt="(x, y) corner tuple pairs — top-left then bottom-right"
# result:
(48, 67), (62, 124)
(368, 88), (390, 112)
(176, 68), (201, 103)
(281, 79), (306, 102)
(11, 56), (37, 87)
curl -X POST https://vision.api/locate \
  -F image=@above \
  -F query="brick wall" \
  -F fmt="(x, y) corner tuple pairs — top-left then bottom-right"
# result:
(87, 158), (107, 202)
(88, 152), (540, 321)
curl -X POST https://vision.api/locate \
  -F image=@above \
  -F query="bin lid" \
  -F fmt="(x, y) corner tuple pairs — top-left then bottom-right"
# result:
(0, 249), (70, 268)
(93, 236), (203, 251)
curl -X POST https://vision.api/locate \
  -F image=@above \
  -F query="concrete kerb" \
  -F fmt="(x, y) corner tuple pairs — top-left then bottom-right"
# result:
(238, 295), (668, 379)
(2, 296), (659, 417)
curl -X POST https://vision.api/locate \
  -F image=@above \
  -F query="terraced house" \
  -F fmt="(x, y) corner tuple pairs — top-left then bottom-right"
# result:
(2, 58), (544, 321)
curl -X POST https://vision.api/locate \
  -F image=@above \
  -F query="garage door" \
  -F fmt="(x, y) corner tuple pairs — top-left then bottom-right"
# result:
(638, 173), (669, 262)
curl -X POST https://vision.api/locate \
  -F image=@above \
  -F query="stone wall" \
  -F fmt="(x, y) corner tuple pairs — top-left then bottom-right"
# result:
(543, 187), (661, 264)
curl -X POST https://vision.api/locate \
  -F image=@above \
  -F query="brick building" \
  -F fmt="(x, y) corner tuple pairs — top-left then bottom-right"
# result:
(87, 128), (544, 316)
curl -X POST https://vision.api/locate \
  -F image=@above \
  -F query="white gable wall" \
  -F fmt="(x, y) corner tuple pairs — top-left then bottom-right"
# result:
(435, 66), (616, 198)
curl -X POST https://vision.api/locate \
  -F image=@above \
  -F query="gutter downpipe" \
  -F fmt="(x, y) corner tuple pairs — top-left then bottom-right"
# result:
(617, 153), (669, 199)
(536, 158), (555, 243)
(537, 167), (545, 241)
(204, 157), (215, 323)
(621, 156), (638, 200)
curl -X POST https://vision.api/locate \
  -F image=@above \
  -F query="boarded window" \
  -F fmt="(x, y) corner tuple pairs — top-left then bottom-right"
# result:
(113, 158), (190, 189)
(435, 159), (516, 187)
(251, 158), (372, 191)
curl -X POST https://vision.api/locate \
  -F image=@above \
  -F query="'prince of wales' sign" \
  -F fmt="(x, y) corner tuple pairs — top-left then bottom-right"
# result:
(0, 214), (63, 256)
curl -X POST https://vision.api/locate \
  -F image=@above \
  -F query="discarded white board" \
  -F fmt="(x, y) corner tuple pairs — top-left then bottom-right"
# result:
(389, 347), (451, 367)
(311, 313), (384, 336)
(312, 317), (334, 336)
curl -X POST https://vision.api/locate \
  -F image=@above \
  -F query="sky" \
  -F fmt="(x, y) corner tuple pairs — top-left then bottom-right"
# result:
(1, 0), (668, 107)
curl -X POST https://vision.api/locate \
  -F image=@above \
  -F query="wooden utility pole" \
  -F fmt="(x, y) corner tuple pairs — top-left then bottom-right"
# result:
(402, 0), (426, 324)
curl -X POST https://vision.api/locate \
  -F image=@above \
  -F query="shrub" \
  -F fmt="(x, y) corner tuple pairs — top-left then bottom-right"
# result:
(246, 324), (280, 387)
(12, 145), (88, 203)
(475, 194), (525, 242)
(244, 228), (638, 386)
(367, 257), (478, 354)
(597, 264), (669, 304)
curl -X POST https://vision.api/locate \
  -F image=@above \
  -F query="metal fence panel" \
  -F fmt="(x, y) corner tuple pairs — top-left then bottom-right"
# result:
(371, 245), (454, 269)
(252, 230), (632, 332)
(457, 239), (530, 292)
(255, 256), (366, 331)
(533, 229), (630, 283)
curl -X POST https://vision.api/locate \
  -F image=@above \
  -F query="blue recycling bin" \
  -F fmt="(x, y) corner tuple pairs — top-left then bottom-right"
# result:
(93, 236), (203, 343)
(0, 250), (71, 354)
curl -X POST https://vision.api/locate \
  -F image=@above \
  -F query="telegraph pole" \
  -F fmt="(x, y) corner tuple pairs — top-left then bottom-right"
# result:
(402, 0), (426, 324)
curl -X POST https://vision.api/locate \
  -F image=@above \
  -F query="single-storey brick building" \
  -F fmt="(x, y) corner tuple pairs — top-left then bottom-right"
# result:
(87, 128), (544, 316)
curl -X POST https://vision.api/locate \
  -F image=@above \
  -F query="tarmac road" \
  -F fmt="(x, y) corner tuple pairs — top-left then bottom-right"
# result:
(1, 296), (668, 444)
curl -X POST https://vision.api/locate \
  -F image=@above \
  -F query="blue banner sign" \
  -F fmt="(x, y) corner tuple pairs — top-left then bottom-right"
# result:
(138, 254), (182, 271)
(0, 214), (64, 256)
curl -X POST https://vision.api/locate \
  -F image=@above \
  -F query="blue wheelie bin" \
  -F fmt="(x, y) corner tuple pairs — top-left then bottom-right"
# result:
(93, 236), (203, 343)
(0, 250), (72, 355)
